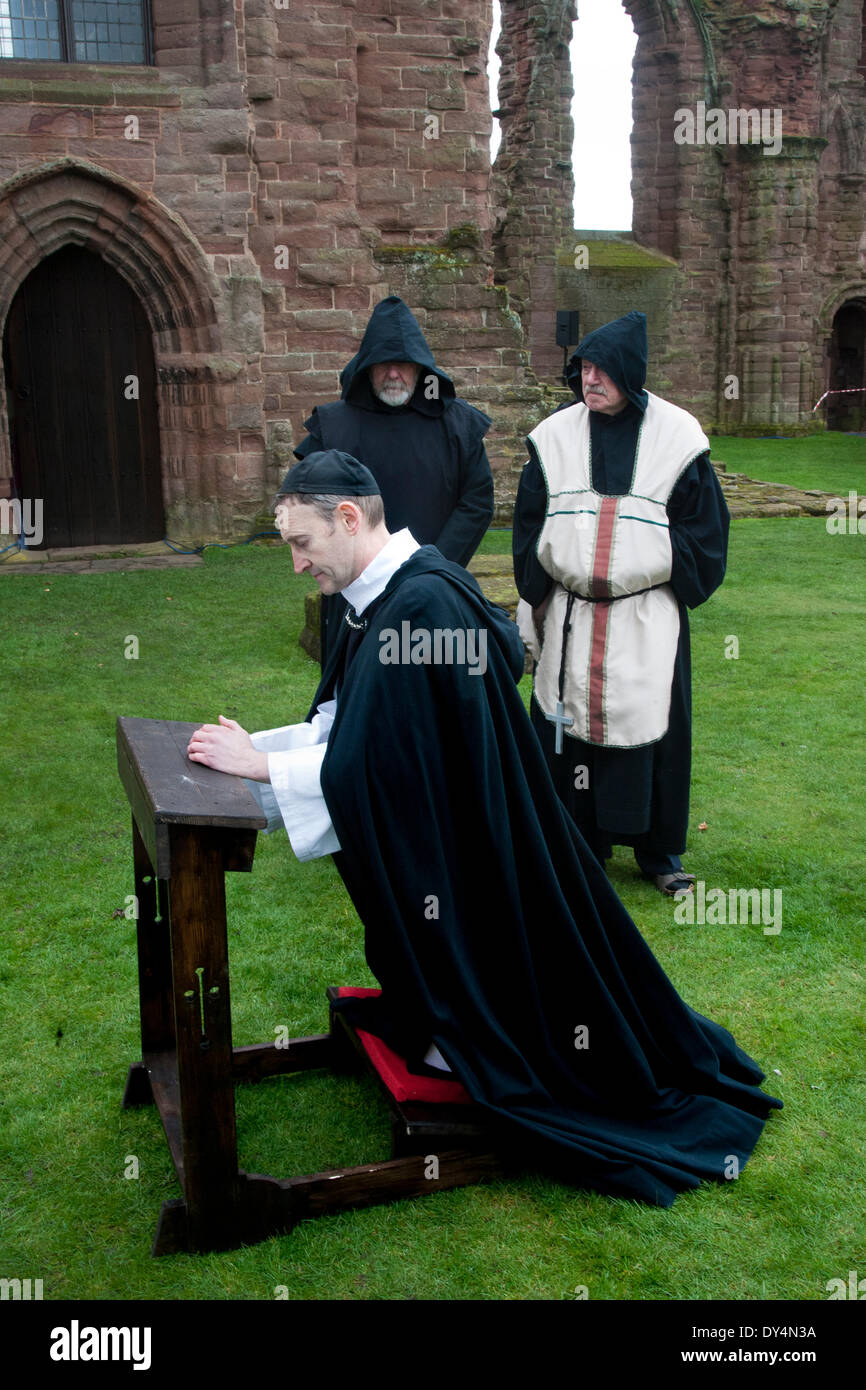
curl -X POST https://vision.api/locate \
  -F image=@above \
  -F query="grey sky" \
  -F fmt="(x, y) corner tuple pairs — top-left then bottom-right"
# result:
(490, 0), (636, 232)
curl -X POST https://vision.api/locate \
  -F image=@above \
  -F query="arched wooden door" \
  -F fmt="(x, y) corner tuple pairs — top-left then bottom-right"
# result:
(3, 245), (164, 548)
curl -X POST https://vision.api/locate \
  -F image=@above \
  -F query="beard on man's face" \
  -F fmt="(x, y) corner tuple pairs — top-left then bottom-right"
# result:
(369, 362), (420, 407)
(375, 382), (413, 406)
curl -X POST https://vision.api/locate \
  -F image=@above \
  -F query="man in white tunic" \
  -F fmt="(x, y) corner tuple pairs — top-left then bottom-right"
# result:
(513, 311), (730, 895)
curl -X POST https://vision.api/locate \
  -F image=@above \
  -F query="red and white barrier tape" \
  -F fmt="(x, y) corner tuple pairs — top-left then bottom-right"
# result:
(812, 387), (866, 412)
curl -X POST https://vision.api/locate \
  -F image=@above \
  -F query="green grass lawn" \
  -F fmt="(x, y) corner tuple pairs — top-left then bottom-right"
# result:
(1, 464), (864, 1301)
(707, 432), (865, 495)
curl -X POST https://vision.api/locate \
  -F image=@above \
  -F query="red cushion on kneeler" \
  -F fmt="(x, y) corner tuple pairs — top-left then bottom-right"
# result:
(336, 987), (472, 1105)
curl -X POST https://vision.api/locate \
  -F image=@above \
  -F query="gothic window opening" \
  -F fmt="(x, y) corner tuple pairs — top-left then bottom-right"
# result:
(570, 0), (636, 230)
(0, 0), (152, 64)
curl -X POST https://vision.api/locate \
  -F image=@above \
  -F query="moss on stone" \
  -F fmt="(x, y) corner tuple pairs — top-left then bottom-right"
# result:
(374, 227), (483, 270)
(0, 79), (36, 101)
(557, 239), (678, 270)
(443, 222), (482, 250)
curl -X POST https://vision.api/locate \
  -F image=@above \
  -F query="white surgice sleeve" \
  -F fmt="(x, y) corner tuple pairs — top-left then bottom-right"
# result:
(242, 701), (340, 860)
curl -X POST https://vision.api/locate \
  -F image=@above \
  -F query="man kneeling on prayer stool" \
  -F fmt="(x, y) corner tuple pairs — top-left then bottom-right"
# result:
(188, 449), (779, 1209)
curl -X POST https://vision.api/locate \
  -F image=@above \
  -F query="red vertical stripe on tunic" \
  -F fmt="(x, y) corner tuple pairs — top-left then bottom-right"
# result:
(588, 497), (618, 742)
(591, 496), (618, 599)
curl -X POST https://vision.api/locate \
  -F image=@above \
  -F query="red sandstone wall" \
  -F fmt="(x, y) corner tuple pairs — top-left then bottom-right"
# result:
(624, 0), (865, 432)
(2, 0), (861, 534)
(492, 0), (576, 382)
(814, 0), (866, 379)
(0, 0), (547, 538)
(245, 0), (507, 471)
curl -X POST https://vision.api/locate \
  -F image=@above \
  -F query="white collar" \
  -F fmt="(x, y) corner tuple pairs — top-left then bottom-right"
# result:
(341, 528), (420, 615)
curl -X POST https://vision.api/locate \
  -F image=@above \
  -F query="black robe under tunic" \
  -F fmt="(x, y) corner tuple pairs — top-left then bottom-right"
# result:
(513, 401), (730, 859)
(314, 546), (780, 1208)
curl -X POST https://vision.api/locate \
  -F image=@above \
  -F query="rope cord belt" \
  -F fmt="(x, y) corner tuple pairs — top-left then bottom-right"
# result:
(575, 583), (661, 603)
(558, 592), (576, 705)
(545, 592), (576, 755)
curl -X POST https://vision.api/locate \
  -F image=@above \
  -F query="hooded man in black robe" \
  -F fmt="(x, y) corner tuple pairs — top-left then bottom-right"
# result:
(189, 450), (779, 1210)
(294, 295), (495, 664)
(513, 311), (730, 896)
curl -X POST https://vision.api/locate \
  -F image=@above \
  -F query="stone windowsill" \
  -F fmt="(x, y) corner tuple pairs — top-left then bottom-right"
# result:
(0, 60), (187, 105)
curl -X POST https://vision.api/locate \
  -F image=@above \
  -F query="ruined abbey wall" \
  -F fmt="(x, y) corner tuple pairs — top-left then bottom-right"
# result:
(0, 0), (549, 537)
(0, 0), (863, 540)
(542, 0), (866, 434)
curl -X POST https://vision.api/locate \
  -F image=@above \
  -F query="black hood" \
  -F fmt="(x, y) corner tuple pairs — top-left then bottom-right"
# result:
(565, 310), (649, 413)
(339, 296), (455, 416)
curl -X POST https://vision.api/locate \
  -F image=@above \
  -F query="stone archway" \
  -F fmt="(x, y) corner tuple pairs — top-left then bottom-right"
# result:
(0, 158), (266, 542)
(4, 244), (165, 547)
(827, 298), (866, 431)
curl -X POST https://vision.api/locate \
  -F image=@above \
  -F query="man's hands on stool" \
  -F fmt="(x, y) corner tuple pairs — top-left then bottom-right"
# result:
(187, 716), (270, 781)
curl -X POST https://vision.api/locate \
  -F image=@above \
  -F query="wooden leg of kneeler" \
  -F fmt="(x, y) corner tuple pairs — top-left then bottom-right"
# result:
(284, 1149), (503, 1219)
(152, 1200), (190, 1257)
(165, 825), (243, 1252)
(124, 819), (174, 1112)
(131, 817), (174, 1058)
(326, 988), (365, 1075)
(151, 1153), (504, 1256)
(152, 1175), (300, 1257)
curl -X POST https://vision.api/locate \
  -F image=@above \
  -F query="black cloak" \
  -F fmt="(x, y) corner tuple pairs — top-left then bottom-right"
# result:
(513, 312), (730, 859)
(295, 296), (494, 665)
(313, 546), (780, 1208)
(294, 295), (494, 564)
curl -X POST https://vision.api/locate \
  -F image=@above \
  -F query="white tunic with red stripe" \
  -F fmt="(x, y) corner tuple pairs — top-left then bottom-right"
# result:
(517, 393), (710, 748)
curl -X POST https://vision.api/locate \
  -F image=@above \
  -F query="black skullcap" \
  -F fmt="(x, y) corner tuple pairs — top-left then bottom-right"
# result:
(278, 450), (381, 497)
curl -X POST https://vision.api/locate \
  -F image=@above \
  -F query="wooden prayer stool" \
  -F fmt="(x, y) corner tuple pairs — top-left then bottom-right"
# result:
(117, 716), (502, 1256)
